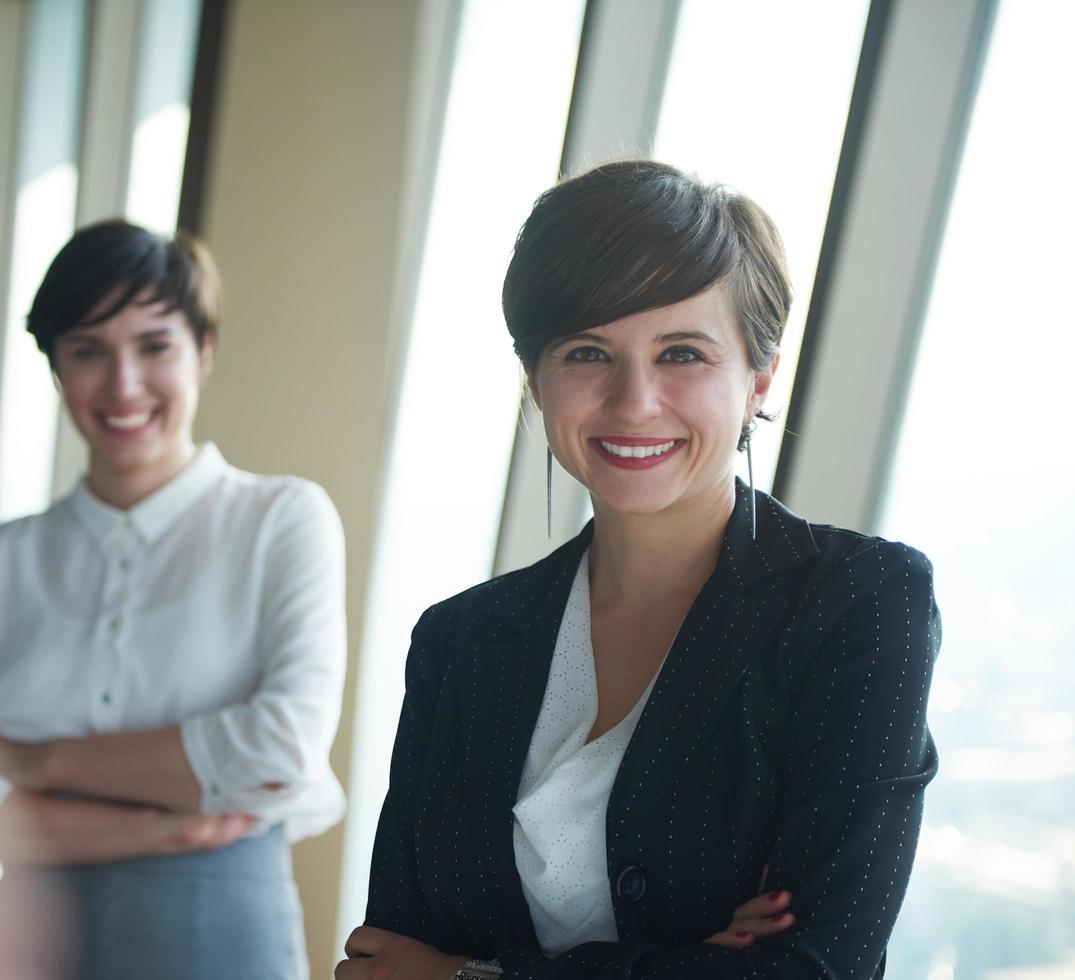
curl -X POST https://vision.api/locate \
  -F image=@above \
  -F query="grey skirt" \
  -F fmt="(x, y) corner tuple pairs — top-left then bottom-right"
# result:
(49, 824), (307, 980)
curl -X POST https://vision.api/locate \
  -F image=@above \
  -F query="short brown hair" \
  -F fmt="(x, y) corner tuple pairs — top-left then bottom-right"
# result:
(27, 219), (221, 367)
(502, 160), (791, 374)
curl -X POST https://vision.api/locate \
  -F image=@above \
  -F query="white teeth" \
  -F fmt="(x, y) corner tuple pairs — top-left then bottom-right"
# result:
(600, 440), (677, 459)
(104, 412), (151, 429)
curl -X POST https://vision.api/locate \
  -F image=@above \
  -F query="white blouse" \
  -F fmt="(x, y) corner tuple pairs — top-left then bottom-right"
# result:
(512, 551), (664, 956)
(0, 443), (346, 843)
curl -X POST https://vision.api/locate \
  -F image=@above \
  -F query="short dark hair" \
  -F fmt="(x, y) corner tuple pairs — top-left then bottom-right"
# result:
(502, 160), (791, 375)
(26, 219), (221, 367)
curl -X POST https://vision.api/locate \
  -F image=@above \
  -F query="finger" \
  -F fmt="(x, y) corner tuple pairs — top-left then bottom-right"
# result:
(185, 814), (225, 848)
(175, 814), (214, 847)
(704, 929), (756, 947)
(334, 957), (371, 979)
(203, 814), (252, 849)
(218, 813), (255, 836)
(344, 926), (386, 958)
(727, 912), (797, 937)
(732, 890), (791, 921)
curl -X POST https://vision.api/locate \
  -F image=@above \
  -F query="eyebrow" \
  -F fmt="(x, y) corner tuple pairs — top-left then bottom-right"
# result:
(656, 330), (724, 347)
(548, 329), (725, 351)
(59, 327), (176, 345)
(547, 331), (606, 352)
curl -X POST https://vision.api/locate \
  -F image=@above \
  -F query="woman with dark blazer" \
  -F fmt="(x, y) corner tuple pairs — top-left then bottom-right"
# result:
(338, 161), (940, 979)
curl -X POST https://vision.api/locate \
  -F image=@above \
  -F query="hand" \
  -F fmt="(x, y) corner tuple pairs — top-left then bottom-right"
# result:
(336, 926), (469, 980)
(704, 889), (796, 948)
(146, 810), (256, 855)
(0, 735), (49, 792)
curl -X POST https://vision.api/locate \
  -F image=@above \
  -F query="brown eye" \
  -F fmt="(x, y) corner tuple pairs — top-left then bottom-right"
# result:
(659, 346), (704, 364)
(564, 346), (608, 363)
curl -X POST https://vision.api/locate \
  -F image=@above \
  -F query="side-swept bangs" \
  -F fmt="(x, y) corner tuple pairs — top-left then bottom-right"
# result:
(502, 160), (791, 374)
(27, 219), (221, 366)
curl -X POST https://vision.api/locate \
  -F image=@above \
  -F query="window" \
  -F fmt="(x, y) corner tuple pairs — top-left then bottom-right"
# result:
(125, 0), (203, 233)
(338, 0), (585, 941)
(0, 0), (203, 519)
(654, 0), (870, 490)
(0, 0), (88, 521)
(880, 1), (1075, 975)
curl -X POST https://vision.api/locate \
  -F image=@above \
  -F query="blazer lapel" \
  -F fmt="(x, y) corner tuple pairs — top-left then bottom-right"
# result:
(606, 481), (818, 866)
(455, 524), (594, 943)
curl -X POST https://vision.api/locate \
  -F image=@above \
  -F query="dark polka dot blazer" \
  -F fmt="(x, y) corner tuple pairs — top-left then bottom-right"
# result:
(365, 481), (940, 978)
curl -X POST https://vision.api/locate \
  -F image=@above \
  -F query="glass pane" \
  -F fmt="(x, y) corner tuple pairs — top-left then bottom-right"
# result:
(0, 0), (88, 521)
(879, 1), (1075, 976)
(654, 0), (869, 490)
(337, 0), (585, 942)
(125, 0), (202, 233)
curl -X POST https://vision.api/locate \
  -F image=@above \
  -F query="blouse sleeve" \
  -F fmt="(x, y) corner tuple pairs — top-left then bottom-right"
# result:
(494, 539), (941, 979)
(179, 481), (347, 835)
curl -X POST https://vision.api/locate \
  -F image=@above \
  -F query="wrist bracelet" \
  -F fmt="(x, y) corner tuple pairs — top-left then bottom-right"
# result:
(454, 958), (503, 979)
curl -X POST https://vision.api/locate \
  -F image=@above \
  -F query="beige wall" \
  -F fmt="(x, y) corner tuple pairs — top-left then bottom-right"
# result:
(194, 1), (423, 974)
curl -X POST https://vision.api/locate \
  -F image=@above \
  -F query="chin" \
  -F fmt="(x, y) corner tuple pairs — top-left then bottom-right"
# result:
(592, 490), (684, 517)
(96, 441), (161, 470)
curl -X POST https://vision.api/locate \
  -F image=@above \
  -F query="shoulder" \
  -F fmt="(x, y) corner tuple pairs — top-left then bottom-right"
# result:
(749, 491), (937, 643)
(406, 526), (590, 691)
(778, 521), (940, 676)
(0, 497), (77, 553)
(807, 521), (934, 598)
(214, 464), (342, 535)
(754, 488), (933, 594)
(416, 523), (589, 637)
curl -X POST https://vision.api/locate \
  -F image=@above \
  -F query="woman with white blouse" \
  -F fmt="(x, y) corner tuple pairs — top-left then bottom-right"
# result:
(0, 220), (347, 979)
(337, 161), (939, 979)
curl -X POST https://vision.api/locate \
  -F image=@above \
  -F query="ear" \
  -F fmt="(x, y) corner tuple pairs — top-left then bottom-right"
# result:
(199, 337), (216, 387)
(525, 368), (542, 412)
(744, 349), (779, 424)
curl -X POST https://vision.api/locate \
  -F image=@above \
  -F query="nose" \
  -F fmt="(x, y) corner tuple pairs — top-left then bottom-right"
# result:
(604, 358), (661, 424)
(106, 350), (145, 399)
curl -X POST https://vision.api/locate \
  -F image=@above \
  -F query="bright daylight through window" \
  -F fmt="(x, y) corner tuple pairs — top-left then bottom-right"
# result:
(880, 1), (1075, 976)
(655, 0), (870, 491)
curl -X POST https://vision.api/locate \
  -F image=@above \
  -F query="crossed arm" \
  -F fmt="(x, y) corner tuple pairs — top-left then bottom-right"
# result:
(0, 727), (257, 865)
(0, 482), (347, 867)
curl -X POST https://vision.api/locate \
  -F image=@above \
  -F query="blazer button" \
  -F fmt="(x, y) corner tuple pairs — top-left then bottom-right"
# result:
(615, 865), (647, 904)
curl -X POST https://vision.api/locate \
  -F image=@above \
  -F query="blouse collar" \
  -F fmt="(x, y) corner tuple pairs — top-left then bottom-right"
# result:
(68, 442), (228, 548)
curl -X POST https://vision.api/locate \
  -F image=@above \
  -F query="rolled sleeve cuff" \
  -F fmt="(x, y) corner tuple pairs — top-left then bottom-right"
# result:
(180, 715), (228, 811)
(179, 716), (346, 843)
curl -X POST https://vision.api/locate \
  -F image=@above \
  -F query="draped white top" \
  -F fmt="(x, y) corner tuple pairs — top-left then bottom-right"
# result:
(512, 551), (665, 956)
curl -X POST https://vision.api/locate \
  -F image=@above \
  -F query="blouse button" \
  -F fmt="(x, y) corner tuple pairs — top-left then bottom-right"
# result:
(615, 865), (647, 904)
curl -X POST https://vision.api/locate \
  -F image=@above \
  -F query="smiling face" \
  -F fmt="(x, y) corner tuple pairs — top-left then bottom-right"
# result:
(530, 285), (776, 520)
(53, 291), (213, 505)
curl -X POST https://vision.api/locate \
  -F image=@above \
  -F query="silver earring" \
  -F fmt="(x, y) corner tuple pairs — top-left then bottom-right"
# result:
(746, 435), (757, 542)
(546, 446), (553, 538)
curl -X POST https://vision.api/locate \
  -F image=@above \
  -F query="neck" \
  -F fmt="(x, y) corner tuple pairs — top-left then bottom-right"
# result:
(588, 478), (738, 609)
(86, 441), (197, 510)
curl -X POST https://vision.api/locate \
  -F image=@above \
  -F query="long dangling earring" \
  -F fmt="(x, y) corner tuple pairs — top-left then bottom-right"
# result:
(746, 434), (757, 542)
(546, 446), (553, 538)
